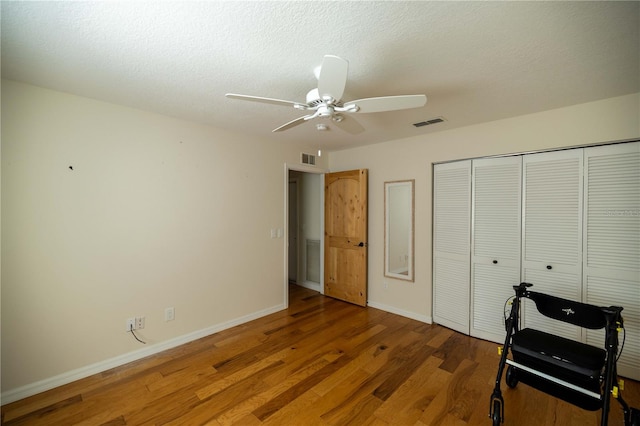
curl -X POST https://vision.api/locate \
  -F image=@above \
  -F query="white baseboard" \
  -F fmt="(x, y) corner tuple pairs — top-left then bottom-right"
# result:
(292, 281), (321, 292)
(1, 303), (285, 405)
(366, 300), (432, 324)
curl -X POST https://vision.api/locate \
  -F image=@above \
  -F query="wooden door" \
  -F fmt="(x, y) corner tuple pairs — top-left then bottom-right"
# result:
(324, 169), (368, 306)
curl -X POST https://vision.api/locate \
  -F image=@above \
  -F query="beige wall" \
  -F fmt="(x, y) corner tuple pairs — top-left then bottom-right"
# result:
(0, 80), (326, 399)
(328, 93), (640, 322)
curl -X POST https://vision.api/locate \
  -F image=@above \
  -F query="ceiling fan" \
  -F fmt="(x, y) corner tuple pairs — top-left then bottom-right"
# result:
(225, 55), (427, 133)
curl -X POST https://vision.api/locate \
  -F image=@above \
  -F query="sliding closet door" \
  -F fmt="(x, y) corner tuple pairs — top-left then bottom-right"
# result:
(521, 149), (583, 341)
(583, 142), (640, 380)
(433, 160), (471, 334)
(470, 157), (522, 343)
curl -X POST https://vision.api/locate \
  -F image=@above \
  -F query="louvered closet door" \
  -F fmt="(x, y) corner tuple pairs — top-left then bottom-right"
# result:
(471, 157), (522, 343)
(583, 142), (640, 380)
(522, 149), (583, 341)
(433, 160), (471, 334)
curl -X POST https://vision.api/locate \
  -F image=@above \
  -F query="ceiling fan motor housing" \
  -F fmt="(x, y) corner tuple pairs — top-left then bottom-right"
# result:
(306, 88), (336, 107)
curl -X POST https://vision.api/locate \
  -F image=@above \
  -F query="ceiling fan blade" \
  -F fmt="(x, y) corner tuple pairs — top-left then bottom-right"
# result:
(226, 93), (306, 109)
(344, 94), (427, 113)
(333, 115), (365, 134)
(317, 55), (348, 102)
(272, 115), (310, 132)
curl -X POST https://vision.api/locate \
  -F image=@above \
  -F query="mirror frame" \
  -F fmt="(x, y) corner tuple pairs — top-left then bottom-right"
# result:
(384, 179), (415, 282)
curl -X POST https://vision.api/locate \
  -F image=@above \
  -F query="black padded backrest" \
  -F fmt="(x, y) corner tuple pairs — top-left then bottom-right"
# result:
(526, 291), (607, 330)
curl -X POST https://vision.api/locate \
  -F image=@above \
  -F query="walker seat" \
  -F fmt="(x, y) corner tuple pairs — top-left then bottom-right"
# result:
(511, 327), (605, 410)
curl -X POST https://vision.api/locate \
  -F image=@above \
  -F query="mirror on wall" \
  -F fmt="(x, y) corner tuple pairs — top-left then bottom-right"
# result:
(384, 179), (415, 282)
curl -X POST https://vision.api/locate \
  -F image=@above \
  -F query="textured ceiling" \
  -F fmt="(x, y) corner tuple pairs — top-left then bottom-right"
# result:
(2, 1), (638, 152)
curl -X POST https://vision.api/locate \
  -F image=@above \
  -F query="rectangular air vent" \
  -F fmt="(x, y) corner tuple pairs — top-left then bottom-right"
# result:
(301, 152), (316, 165)
(413, 117), (446, 127)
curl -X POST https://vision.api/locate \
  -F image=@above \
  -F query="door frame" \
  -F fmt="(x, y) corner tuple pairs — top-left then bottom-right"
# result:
(283, 163), (328, 308)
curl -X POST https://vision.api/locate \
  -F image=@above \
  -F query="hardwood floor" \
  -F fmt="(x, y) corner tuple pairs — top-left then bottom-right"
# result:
(2, 284), (638, 425)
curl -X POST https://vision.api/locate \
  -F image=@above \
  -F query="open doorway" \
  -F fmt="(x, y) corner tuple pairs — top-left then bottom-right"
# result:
(285, 166), (324, 307)
(288, 177), (299, 284)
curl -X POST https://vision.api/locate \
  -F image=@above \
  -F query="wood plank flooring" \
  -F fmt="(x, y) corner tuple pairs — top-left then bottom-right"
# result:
(2, 284), (638, 425)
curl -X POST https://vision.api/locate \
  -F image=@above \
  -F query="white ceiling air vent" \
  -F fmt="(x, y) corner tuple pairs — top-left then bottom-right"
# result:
(413, 116), (446, 127)
(301, 152), (316, 166)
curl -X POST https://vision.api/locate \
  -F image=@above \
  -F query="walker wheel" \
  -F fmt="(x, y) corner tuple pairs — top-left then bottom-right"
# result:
(506, 365), (518, 388)
(492, 399), (502, 425)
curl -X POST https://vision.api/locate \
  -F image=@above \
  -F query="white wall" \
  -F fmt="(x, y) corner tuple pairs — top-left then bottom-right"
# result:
(329, 93), (640, 323)
(0, 80), (327, 401)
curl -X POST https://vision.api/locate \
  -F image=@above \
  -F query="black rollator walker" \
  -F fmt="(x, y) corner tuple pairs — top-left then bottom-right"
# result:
(489, 282), (639, 425)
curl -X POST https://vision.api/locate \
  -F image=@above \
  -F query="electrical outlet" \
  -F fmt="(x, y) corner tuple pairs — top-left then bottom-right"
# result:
(165, 307), (175, 322)
(136, 316), (145, 330)
(126, 318), (136, 332)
